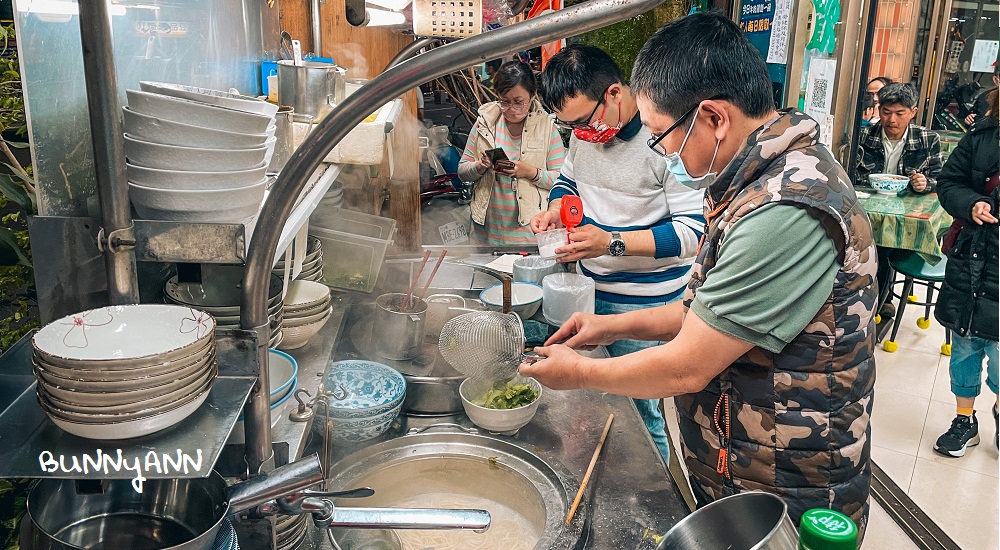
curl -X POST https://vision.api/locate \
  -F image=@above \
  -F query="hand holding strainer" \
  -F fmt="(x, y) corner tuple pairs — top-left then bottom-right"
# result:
(437, 279), (543, 382)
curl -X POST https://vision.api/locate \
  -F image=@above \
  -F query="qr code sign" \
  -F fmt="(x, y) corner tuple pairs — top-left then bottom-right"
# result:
(811, 79), (829, 109)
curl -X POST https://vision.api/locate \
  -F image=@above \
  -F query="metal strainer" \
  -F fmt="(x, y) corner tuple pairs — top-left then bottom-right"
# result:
(438, 309), (526, 382)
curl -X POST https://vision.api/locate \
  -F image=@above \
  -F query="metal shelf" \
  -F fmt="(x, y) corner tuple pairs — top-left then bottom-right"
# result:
(0, 329), (259, 480)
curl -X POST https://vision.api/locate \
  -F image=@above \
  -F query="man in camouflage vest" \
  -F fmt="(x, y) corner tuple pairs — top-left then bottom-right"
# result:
(520, 12), (877, 538)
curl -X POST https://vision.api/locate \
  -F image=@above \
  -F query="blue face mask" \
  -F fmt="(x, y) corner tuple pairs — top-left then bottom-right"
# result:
(664, 114), (720, 190)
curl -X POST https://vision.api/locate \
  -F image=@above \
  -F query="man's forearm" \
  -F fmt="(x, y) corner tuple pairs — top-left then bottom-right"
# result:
(605, 301), (685, 342)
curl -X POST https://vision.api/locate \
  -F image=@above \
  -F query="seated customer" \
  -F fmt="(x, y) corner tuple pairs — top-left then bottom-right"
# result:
(857, 83), (942, 194)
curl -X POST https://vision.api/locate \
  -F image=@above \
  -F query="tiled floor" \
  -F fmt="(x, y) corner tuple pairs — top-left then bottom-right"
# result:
(663, 297), (999, 550)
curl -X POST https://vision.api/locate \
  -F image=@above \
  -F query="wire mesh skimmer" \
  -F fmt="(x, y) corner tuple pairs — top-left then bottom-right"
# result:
(437, 279), (543, 382)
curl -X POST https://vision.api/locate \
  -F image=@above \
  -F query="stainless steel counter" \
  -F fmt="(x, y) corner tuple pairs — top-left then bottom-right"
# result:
(280, 292), (689, 549)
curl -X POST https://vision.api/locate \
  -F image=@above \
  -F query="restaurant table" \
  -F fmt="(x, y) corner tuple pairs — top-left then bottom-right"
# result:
(856, 188), (953, 264)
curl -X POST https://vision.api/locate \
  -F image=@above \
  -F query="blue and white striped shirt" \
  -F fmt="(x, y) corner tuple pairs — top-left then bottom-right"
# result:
(549, 115), (705, 304)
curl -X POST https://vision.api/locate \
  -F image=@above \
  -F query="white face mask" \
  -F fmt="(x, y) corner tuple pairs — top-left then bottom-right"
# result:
(663, 114), (720, 190)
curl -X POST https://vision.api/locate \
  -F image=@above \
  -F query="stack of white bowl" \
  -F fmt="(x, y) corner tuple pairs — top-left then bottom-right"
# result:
(273, 235), (324, 283)
(164, 266), (285, 348)
(278, 280), (333, 350)
(31, 304), (218, 440)
(123, 82), (278, 227)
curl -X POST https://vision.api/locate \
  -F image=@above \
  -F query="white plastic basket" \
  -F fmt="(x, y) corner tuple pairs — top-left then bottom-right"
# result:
(413, 0), (483, 38)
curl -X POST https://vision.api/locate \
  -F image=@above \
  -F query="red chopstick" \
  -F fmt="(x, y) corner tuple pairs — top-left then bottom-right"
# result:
(402, 250), (431, 311)
(415, 250), (447, 309)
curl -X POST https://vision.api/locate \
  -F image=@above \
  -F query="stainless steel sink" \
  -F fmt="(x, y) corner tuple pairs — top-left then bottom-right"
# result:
(325, 430), (584, 549)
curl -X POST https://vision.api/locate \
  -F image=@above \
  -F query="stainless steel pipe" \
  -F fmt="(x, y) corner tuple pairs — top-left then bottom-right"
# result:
(77, 0), (140, 306)
(239, 0), (666, 477)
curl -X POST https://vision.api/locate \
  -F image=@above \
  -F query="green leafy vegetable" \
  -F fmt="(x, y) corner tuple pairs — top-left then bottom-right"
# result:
(475, 382), (538, 410)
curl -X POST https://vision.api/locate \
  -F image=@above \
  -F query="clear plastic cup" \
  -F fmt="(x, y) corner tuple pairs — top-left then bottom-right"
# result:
(535, 228), (568, 259)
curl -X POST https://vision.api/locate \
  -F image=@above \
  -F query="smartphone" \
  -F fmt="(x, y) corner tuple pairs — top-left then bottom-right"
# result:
(485, 147), (509, 165)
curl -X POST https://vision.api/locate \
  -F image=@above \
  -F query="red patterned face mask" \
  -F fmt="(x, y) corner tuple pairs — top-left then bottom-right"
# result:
(573, 100), (622, 143)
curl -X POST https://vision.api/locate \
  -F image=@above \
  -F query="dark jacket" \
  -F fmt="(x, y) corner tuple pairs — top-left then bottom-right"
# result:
(856, 122), (943, 193)
(934, 118), (999, 341)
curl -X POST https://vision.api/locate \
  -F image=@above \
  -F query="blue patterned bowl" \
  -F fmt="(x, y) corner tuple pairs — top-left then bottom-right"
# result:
(869, 173), (908, 195)
(322, 359), (405, 412)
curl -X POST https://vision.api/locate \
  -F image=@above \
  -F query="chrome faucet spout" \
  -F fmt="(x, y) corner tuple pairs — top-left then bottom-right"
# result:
(320, 505), (491, 531)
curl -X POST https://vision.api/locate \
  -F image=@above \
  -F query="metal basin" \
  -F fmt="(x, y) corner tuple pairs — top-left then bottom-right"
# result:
(326, 431), (583, 549)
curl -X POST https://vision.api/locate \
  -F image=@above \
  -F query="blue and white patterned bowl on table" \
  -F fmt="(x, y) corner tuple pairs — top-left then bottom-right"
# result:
(317, 360), (406, 441)
(869, 173), (909, 195)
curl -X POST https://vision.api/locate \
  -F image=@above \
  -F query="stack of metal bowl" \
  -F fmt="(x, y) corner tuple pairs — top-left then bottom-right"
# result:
(31, 304), (218, 440)
(275, 513), (309, 549)
(165, 265), (285, 348)
(273, 236), (324, 283)
(278, 280), (333, 350)
(122, 82), (277, 227)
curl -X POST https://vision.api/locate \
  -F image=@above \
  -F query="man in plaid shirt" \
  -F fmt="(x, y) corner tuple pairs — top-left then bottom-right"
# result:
(856, 82), (943, 194)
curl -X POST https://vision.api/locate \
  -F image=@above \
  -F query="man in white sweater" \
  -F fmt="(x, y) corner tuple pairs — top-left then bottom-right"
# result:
(530, 45), (704, 464)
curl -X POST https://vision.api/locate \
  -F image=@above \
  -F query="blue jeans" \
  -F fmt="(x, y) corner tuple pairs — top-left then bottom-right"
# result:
(949, 332), (999, 399)
(595, 298), (671, 466)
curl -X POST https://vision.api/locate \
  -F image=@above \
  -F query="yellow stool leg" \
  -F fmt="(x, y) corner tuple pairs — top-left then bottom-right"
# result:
(941, 343), (952, 356)
(917, 317), (931, 330)
(883, 341), (899, 352)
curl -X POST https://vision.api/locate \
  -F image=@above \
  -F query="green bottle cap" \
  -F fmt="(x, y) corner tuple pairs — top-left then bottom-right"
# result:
(798, 508), (858, 550)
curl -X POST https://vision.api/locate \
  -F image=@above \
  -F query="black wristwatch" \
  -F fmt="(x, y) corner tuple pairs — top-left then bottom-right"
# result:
(608, 231), (626, 256)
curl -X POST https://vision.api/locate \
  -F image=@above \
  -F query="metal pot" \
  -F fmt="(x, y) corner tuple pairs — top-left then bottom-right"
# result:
(22, 456), (325, 550)
(655, 492), (798, 550)
(276, 60), (346, 122)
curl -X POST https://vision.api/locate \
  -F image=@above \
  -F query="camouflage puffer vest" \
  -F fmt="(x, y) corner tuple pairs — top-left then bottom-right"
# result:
(677, 110), (878, 536)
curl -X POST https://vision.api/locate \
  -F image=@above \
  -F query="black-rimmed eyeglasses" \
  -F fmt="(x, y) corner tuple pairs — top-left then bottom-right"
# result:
(646, 95), (723, 157)
(555, 96), (605, 130)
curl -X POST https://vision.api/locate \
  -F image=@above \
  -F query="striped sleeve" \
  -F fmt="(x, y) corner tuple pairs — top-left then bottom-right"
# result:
(650, 182), (705, 260)
(548, 141), (578, 201)
(458, 119), (484, 183)
(533, 125), (566, 191)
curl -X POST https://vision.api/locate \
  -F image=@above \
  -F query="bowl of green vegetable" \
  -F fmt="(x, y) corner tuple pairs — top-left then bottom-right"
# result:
(460, 376), (542, 436)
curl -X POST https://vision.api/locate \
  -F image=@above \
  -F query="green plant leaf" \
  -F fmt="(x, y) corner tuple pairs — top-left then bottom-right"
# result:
(3, 141), (28, 149)
(0, 175), (32, 213)
(0, 226), (29, 266)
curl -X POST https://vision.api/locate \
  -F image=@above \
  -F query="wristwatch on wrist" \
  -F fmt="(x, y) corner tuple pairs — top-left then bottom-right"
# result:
(608, 231), (626, 256)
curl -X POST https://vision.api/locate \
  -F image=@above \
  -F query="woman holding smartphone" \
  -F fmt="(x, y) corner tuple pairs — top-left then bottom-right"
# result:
(458, 60), (565, 245)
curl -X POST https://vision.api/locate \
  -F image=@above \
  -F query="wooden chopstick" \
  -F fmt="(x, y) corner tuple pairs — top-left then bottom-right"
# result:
(402, 250), (431, 311)
(566, 413), (614, 525)
(415, 250), (448, 307)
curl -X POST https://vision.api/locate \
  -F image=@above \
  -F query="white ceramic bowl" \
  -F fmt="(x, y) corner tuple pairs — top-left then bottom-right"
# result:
(129, 179), (265, 224)
(34, 345), (214, 389)
(283, 306), (332, 328)
(278, 309), (333, 350)
(480, 282), (544, 319)
(41, 385), (212, 440)
(35, 350), (215, 405)
(33, 305), (215, 366)
(283, 299), (331, 320)
(138, 81), (280, 117)
(124, 135), (267, 173)
(869, 173), (909, 195)
(127, 161), (268, 191)
(460, 376), (542, 436)
(122, 107), (269, 150)
(40, 366), (216, 415)
(127, 89), (273, 134)
(267, 349), (299, 406)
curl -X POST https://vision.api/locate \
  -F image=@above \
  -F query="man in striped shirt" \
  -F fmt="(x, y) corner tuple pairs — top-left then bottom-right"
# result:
(531, 45), (704, 464)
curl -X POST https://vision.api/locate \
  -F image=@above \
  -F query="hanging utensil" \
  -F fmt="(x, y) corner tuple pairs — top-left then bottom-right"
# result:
(279, 31), (294, 60)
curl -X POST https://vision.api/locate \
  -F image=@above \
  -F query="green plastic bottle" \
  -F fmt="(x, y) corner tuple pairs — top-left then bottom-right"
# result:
(798, 508), (858, 550)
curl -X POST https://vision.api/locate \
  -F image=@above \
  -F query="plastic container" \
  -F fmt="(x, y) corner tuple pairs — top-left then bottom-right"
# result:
(309, 209), (397, 293)
(541, 273), (595, 326)
(536, 228), (568, 260)
(513, 256), (564, 285)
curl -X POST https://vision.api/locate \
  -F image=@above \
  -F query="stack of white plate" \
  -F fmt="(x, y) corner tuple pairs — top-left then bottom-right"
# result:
(31, 304), (218, 440)
(278, 280), (333, 350)
(165, 266), (285, 348)
(273, 236), (324, 283)
(123, 82), (278, 226)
